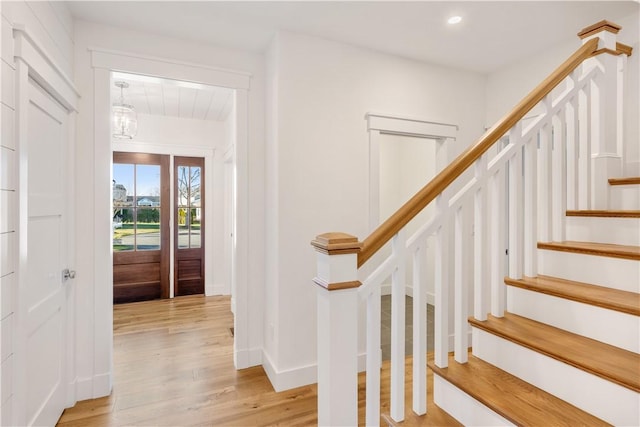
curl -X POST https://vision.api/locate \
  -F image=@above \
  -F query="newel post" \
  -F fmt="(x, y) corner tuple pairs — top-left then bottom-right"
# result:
(311, 232), (362, 427)
(578, 20), (631, 209)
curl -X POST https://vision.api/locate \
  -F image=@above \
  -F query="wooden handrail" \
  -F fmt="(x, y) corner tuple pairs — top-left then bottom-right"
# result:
(357, 37), (600, 267)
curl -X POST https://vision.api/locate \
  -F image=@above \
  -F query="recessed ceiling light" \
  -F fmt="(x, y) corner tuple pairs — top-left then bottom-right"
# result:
(448, 16), (462, 25)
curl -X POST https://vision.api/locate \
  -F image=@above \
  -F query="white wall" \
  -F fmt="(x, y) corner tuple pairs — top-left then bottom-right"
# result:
(114, 112), (230, 297)
(264, 30), (486, 390)
(0, 2), (74, 423)
(485, 11), (640, 174)
(134, 113), (226, 148)
(73, 19), (266, 399)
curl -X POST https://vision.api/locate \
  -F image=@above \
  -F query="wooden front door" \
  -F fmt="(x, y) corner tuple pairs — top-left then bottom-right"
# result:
(112, 152), (169, 303)
(24, 78), (69, 426)
(174, 157), (205, 296)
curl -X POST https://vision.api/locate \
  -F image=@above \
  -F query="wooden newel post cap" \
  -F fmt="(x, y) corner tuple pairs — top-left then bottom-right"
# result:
(578, 20), (621, 39)
(311, 232), (362, 255)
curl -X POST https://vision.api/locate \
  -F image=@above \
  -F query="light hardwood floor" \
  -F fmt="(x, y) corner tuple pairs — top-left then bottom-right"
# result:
(58, 295), (459, 426)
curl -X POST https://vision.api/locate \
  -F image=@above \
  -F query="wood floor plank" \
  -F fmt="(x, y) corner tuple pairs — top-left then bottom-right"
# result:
(537, 241), (640, 260)
(469, 313), (640, 392)
(505, 275), (640, 316)
(57, 295), (459, 426)
(566, 210), (640, 218)
(429, 354), (610, 427)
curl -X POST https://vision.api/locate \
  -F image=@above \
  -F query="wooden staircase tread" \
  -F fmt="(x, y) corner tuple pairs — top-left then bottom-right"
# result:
(537, 240), (640, 260)
(429, 354), (610, 427)
(566, 209), (640, 218)
(609, 177), (640, 186)
(505, 275), (640, 316)
(469, 313), (640, 392)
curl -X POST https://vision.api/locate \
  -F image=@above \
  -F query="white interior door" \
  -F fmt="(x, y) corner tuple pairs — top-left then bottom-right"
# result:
(23, 78), (68, 426)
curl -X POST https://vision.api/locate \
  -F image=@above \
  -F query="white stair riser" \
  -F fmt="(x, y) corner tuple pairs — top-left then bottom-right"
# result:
(472, 328), (640, 426)
(538, 249), (640, 292)
(565, 217), (640, 246)
(507, 286), (640, 353)
(610, 185), (640, 210)
(433, 375), (515, 427)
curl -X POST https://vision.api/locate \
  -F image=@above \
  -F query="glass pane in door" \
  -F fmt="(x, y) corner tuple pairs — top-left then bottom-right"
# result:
(113, 164), (134, 252)
(136, 208), (161, 250)
(177, 207), (189, 249)
(190, 167), (201, 207)
(190, 208), (201, 248)
(177, 166), (189, 208)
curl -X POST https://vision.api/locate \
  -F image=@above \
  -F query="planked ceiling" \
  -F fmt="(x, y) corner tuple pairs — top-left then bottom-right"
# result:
(111, 72), (234, 122)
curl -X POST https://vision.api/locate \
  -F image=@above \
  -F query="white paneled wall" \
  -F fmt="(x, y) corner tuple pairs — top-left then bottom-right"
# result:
(0, 5), (16, 424)
(0, 2), (74, 424)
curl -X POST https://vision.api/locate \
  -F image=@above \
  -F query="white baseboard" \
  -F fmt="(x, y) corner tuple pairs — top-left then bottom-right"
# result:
(205, 283), (229, 296)
(261, 349), (368, 392)
(75, 372), (112, 402)
(234, 347), (262, 370)
(93, 372), (112, 398)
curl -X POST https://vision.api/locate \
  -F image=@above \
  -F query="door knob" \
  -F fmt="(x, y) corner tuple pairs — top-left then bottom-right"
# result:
(62, 269), (76, 281)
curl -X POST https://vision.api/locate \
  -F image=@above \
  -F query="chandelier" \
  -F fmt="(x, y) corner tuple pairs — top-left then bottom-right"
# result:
(112, 81), (137, 139)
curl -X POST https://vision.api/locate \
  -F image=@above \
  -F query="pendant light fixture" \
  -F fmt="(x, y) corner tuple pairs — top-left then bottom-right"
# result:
(112, 81), (138, 139)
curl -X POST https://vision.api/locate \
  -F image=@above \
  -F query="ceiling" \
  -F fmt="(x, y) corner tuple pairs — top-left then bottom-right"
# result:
(111, 72), (234, 122)
(78, 1), (639, 122)
(69, 1), (639, 74)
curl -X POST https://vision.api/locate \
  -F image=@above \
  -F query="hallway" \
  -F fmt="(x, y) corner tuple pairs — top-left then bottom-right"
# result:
(57, 296), (317, 426)
(57, 295), (457, 426)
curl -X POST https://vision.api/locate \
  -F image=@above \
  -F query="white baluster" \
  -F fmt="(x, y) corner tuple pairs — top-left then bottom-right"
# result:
(490, 166), (506, 317)
(412, 244), (427, 416)
(578, 84), (592, 209)
(566, 76), (580, 210)
(366, 286), (381, 427)
(390, 231), (406, 422)
(508, 124), (524, 280)
(538, 99), (553, 242)
(434, 194), (450, 367)
(524, 135), (538, 277)
(552, 112), (567, 242)
(474, 154), (488, 321)
(454, 206), (468, 363)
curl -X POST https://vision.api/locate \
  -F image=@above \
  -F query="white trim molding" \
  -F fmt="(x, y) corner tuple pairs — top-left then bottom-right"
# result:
(366, 112), (458, 140)
(89, 47), (252, 90)
(13, 25), (79, 112)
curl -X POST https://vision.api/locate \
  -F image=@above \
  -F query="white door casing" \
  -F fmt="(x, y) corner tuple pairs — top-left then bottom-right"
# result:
(89, 48), (256, 372)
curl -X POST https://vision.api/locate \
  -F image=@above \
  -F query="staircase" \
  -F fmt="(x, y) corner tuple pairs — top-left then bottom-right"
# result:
(311, 20), (639, 427)
(432, 203), (640, 425)
(431, 182), (640, 426)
